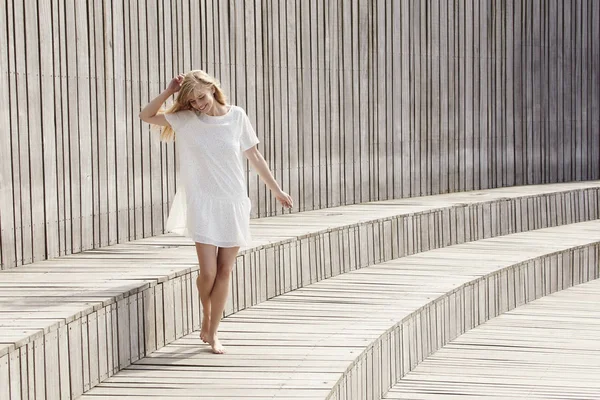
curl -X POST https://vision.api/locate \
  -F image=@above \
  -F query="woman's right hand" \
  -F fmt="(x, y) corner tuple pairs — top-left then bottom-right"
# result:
(167, 74), (185, 94)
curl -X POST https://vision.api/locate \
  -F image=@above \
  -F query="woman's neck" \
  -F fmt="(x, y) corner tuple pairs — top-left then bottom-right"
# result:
(207, 103), (229, 116)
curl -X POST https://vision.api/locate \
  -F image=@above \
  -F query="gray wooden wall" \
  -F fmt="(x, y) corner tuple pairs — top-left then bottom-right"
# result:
(1, 0), (598, 269)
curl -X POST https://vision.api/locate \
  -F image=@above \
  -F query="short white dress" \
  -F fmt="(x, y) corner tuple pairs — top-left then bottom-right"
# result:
(164, 105), (260, 247)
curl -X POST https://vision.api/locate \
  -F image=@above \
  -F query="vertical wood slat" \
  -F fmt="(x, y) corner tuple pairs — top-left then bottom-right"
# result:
(1, 0), (600, 270)
(11, 0), (32, 266)
(0, 0), (15, 268)
(0, 354), (9, 400)
(113, 1), (129, 243)
(123, 0), (136, 243)
(22, 0), (45, 264)
(88, 1), (101, 249)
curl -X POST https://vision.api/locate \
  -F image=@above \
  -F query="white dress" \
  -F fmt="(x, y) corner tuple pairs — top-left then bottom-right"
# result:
(164, 105), (260, 247)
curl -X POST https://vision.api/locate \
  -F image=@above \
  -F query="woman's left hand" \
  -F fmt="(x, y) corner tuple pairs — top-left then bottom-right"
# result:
(275, 190), (294, 209)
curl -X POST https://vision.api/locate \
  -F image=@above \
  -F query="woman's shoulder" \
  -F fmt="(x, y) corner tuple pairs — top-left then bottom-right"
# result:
(228, 105), (247, 115)
(169, 109), (195, 118)
(165, 109), (196, 131)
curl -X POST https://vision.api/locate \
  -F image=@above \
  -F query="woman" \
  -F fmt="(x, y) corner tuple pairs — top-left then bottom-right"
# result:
(140, 70), (293, 354)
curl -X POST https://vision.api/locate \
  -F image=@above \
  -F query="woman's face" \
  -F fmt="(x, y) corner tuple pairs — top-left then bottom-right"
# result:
(188, 86), (216, 115)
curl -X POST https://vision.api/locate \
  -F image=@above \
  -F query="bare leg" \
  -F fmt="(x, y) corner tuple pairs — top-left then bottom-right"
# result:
(206, 246), (240, 354)
(194, 243), (218, 343)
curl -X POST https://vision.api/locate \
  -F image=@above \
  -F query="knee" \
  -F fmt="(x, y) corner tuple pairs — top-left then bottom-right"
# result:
(216, 262), (234, 280)
(199, 264), (217, 280)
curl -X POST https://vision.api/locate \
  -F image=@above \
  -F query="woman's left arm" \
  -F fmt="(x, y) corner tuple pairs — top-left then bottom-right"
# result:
(244, 146), (294, 209)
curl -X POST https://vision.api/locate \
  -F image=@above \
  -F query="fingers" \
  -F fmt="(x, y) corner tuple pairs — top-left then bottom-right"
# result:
(279, 194), (293, 209)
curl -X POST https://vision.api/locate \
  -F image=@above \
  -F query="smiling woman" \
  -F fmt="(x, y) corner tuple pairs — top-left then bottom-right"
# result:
(139, 70), (294, 354)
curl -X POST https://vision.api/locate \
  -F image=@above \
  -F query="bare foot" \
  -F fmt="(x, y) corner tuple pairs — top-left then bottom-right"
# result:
(207, 335), (225, 354)
(200, 314), (210, 343)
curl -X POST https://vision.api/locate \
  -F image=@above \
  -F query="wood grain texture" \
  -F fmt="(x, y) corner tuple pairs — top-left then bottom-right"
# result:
(385, 278), (600, 400)
(78, 221), (600, 399)
(0, 182), (599, 398)
(0, 1), (598, 275)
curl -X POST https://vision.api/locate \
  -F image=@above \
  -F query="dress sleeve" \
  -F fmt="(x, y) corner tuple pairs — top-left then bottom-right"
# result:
(240, 110), (260, 151)
(164, 111), (189, 132)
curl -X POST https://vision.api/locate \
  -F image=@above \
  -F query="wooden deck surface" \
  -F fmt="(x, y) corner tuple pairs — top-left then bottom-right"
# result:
(1, 182), (599, 399)
(384, 278), (600, 400)
(2, 182), (596, 358)
(78, 220), (600, 399)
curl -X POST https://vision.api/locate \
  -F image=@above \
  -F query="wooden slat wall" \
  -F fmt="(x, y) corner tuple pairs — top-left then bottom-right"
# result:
(1, 0), (599, 270)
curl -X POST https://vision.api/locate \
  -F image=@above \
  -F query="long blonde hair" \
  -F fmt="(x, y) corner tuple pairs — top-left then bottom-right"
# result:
(160, 70), (228, 142)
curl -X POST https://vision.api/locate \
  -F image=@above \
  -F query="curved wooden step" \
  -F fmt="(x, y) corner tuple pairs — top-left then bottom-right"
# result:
(1, 182), (599, 399)
(77, 220), (600, 399)
(383, 278), (600, 400)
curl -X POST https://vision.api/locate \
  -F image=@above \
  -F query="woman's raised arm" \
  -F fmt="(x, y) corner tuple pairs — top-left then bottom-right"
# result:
(139, 75), (184, 126)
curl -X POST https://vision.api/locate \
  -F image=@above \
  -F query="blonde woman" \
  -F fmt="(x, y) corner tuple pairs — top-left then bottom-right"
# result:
(140, 70), (293, 354)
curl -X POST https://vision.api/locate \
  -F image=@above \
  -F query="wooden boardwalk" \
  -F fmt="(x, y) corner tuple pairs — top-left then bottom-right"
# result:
(79, 220), (600, 399)
(384, 278), (600, 400)
(1, 182), (599, 399)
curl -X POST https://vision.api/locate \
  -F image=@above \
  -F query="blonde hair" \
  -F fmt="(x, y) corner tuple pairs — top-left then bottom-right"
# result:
(160, 70), (228, 142)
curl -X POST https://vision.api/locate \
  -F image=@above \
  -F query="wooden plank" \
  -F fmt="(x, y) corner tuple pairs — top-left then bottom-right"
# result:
(494, 0), (503, 187)
(0, 354), (9, 400)
(87, 1), (101, 249)
(11, 0), (32, 266)
(341, 0), (353, 204)
(45, 330), (60, 399)
(418, 0), (428, 196)
(93, 0), (109, 249)
(137, 0), (152, 239)
(57, 324), (70, 398)
(505, 0), (515, 186)
(163, 280), (176, 344)
(23, 0), (46, 264)
(37, 0), (60, 262)
(0, 0), (16, 269)
(173, 277), (184, 339)
(110, 303), (119, 375)
(97, 308), (109, 382)
(463, 0), (474, 191)
(129, 293), (140, 363)
(590, 0), (600, 181)
(155, 283), (165, 349)
(19, 346), (30, 399)
(81, 316), (91, 392)
(317, 0), (328, 208)
(123, 0), (136, 243)
(255, 0), (269, 216)
(62, 0), (82, 256)
(87, 312), (99, 389)
(75, 0), (94, 252)
(117, 298), (131, 369)
(267, 0), (279, 216)
(478, 0), (489, 189)
(113, 0), (129, 243)
(8, 350), (21, 400)
(400, 0), (410, 197)
(129, 0), (142, 241)
(574, 1), (583, 181)
(532, 0), (542, 183)
(431, 0), (441, 195)
(103, 1), (118, 246)
(143, 287), (157, 354)
(68, 320), (84, 398)
(163, 0), (177, 235)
